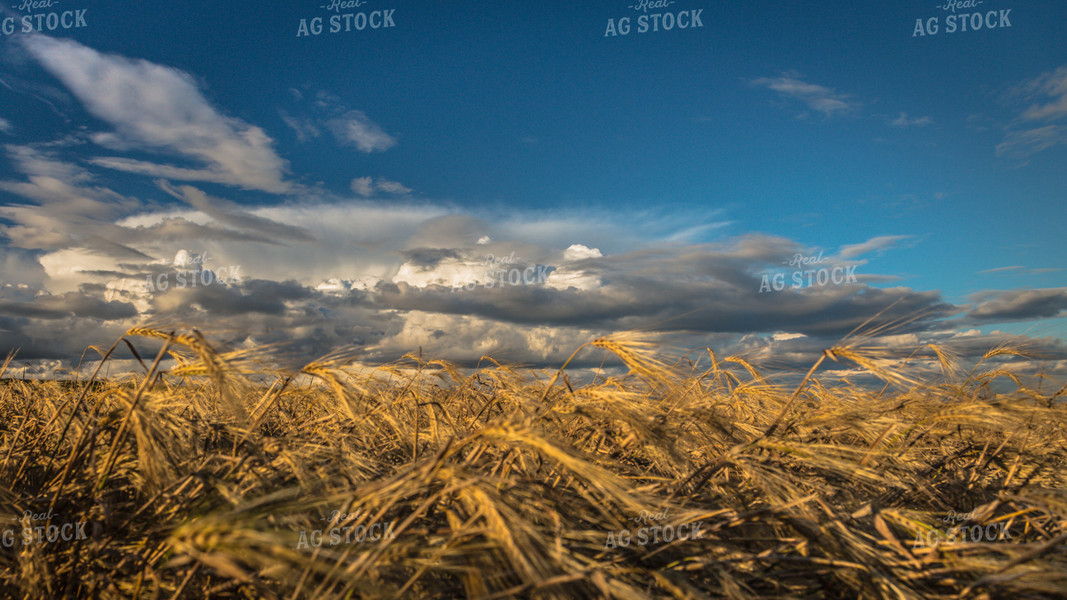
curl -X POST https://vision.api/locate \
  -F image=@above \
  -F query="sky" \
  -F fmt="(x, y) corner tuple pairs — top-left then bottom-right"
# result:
(0, 0), (1065, 381)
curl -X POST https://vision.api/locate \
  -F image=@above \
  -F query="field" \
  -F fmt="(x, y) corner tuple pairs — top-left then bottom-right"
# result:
(1, 326), (1065, 599)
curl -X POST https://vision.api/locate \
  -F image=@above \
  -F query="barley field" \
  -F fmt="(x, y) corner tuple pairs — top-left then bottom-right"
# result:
(1, 325), (1065, 599)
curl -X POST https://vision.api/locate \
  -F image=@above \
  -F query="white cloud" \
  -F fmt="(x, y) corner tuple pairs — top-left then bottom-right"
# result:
(979, 266), (1025, 274)
(563, 244), (602, 261)
(838, 235), (913, 259)
(23, 35), (291, 193)
(0, 117), (11, 133)
(1017, 64), (1067, 122)
(752, 74), (855, 116)
(996, 125), (1067, 160)
(892, 113), (933, 127)
(999, 64), (1067, 160)
(328, 110), (397, 153)
(366, 311), (599, 365)
(393, 255), (487, 289)
(350, 176), (374, 197)
(88, 156), (278, 188)
(350, 176), (412, 197)
(161, 184), (314, 242)
(0, 145), (143, 251)
(280, 111), (320, 143)
(375, 178), (411, 194)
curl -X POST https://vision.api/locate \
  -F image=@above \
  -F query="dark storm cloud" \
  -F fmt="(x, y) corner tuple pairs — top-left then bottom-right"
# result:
(966, 288), (1067, 322)
(399, 248), (463, 270)
(372, 237), (957, 339)
(0, 291), (137, 320)
(150, 279), (321, 317)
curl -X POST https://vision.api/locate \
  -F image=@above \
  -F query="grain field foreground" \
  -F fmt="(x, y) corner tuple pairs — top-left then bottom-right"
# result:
(1, 327), (1065, 599)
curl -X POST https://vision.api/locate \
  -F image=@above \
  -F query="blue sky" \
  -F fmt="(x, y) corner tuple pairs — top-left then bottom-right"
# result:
(0, 0), (1064, 378)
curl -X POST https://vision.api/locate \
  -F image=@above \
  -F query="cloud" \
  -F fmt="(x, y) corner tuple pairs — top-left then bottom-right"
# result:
(892, 113), (933, 127)
(328, 111), (397, 152)
(22, 35), (292, 193)
(838, 235), (913, 259)
(284, 89), (399, 157)
(149, 278), (314, 317)
(979, 266), (1025, 274)
(373, 234), (957, 342)
(399, 248), (463, 270)
(751, 74), (855, 116)
(350, 176), (374, 197)
(563, 244), (602, 261)
(1, 182), (1060, 376)
(999, 64), (1067, 160)
(362, 311), (599, 366)
(375, 178), (412, 194)
(0, 247), (48, 288)
(0, 117), (10, 133)
(665, 220), (734, 242)
(350, 176), (412, 197)
(0, 145), (143, 253)
(967, 288), (1067, 322)
(0, 291), (137, 320)
(996, 125), (1067, 161)
(279, 111), (320, 143)
(161, 183), (315, 243)
(977, 265), (1060, 276)
(1017, 64), (1067, 122)
(87, 157), (285, 189)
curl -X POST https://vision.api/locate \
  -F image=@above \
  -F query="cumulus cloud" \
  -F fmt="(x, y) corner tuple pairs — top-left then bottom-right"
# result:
(373, 234), (957, 341)
(22, 35), (292, 193)
(0, 180), (1060, 380)
(563, 244), (603, 261)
